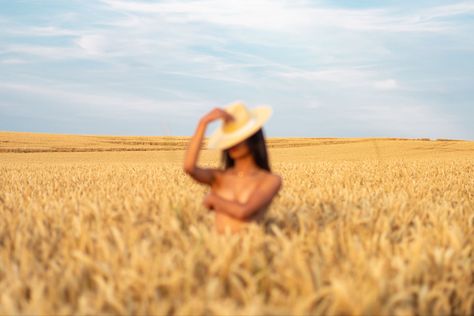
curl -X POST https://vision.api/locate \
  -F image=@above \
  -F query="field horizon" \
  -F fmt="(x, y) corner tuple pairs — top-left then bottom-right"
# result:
(0, 130), (472, 154)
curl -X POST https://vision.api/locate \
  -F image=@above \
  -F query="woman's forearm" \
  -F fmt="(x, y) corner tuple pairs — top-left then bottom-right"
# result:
(184, 108), (233, 173)
(210, 193), (247, 219)
(183, 119), (207, 172)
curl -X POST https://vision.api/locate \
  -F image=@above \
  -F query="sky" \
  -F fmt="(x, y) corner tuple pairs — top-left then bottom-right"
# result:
(0, 0), (473, 139)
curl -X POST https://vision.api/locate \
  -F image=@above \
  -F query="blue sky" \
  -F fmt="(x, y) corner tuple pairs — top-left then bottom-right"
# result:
(0, 0), (473, 139)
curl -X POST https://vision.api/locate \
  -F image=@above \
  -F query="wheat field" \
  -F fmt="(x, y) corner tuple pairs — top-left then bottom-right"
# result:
(0, 131), (473, 315)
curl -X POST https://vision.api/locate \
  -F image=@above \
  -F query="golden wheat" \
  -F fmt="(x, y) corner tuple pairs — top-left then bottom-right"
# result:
(0, 132), (473, 315)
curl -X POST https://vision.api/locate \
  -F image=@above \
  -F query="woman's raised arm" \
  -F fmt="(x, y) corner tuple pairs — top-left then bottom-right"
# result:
(183, 108), (233, 185)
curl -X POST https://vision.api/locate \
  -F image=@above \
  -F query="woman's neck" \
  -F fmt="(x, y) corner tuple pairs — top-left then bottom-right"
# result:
(233, 154), (259, 173)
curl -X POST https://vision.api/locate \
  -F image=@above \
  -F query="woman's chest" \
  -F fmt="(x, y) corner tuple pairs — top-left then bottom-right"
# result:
(211, 174), (262, 204)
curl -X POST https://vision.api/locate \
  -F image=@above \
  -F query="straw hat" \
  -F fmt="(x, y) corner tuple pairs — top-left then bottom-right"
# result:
(207, 101), (272, 150)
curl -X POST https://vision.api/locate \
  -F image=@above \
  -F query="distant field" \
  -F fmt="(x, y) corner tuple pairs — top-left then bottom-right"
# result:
(1, 130), (472, 161)
(0, 131), (473, 315)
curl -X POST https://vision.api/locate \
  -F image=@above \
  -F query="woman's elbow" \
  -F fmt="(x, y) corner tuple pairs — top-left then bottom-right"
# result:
(183, 165), (195, 175)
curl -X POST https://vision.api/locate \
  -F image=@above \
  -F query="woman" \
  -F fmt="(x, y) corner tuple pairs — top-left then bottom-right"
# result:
(183, 102), (282, 234)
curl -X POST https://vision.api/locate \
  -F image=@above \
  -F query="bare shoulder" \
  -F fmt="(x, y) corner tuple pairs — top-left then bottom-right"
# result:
(260, 171), (282, 188)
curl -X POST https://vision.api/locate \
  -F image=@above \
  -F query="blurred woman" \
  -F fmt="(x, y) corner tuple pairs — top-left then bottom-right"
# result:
(183, 102), (282, 234)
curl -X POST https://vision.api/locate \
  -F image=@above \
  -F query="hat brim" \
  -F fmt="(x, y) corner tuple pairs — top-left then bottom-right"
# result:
(207, 106), (272, 150)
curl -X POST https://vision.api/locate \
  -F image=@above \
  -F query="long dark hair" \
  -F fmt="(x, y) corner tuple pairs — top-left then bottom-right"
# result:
(221, 128), (271, 171)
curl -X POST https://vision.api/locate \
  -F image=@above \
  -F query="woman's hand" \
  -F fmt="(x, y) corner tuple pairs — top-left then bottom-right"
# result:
(200, 108), (234, 126)
(203, 192), (215, 210)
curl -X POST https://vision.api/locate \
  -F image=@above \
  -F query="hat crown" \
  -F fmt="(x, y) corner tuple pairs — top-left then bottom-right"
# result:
(207, 102), (272, 150)
(222, 102), (252, 134)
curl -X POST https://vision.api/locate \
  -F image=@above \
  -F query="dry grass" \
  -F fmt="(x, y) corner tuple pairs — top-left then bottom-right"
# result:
(0, 131), (473, 315)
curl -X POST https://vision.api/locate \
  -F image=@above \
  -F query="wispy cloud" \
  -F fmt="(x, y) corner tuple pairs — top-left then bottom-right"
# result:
(75, 34), (110, 56)
(3, 25), (79, 37)
(101, 0), (467, 33)
(0, 83), (211, 117)
(276, 67), (375, 84)
(423, 2), (474, 19)
(0, 58), (29, 65)
(374, 79), (399, 91)
(2, 44), (82, 60)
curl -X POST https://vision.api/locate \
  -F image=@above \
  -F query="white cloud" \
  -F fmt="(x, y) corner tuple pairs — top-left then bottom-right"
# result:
(20, 26), (78, 37)
(1, 25), (78, 37)
(3, 44), (83, 60)
(158, 70), (254, 86)
(305, 101), (322, 109)
(423, 2), (474, 19)
(1, 58), (28, 65)
(102, 0), (311, 32)
(277, 67), (375, 83)
(374, 79), (399, 91)
(75, 34), (109, 56)
(101, 0), (459, 33)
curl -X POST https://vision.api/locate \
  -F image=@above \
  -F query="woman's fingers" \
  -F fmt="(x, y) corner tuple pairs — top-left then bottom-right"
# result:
(223, 111), (234, 123)
(203, 192), (214, 210)
(202, 108), (234, 124)
(214, 108), (233, 121)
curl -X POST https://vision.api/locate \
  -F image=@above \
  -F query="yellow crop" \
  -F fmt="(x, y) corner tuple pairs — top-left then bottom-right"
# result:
(0, 131), (473, 315)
